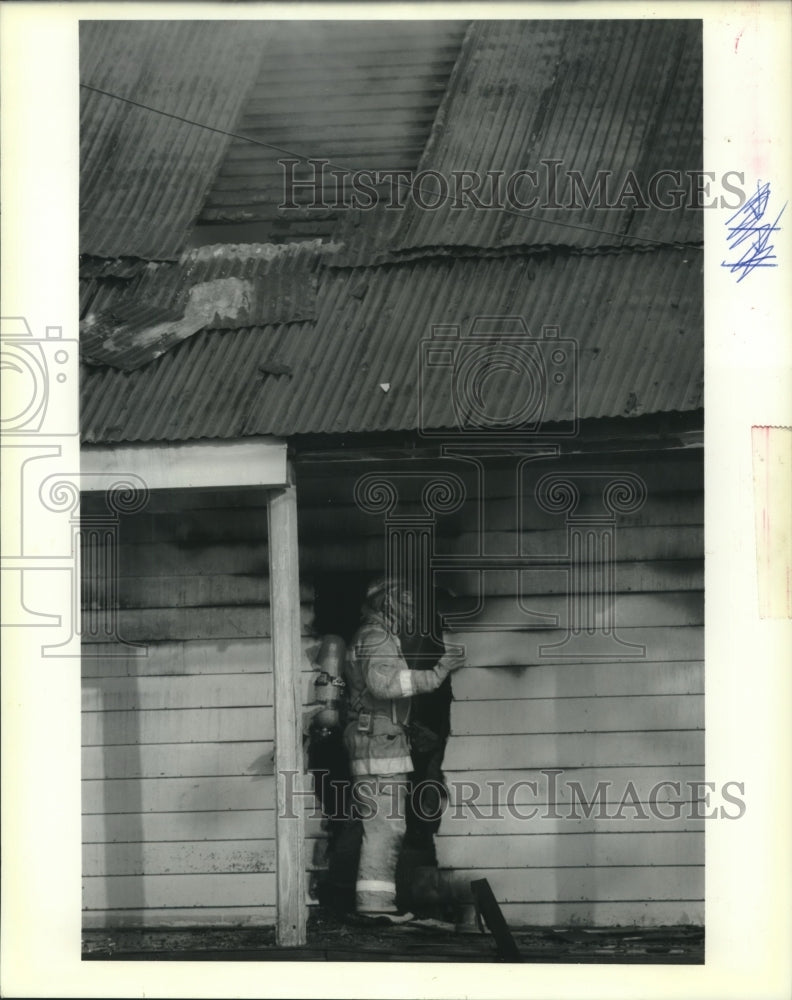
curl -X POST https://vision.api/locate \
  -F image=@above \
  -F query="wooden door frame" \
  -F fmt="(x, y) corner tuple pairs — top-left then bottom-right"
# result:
(81, 436), (307, 946)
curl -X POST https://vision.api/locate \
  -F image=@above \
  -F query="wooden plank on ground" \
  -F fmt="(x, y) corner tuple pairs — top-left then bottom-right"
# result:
(451, 661), (704, 701)
(450, 694), (703, 736)
(443, 730), (704, 770)
(437, 831), (703, 869)
(469, 879), (523, 961)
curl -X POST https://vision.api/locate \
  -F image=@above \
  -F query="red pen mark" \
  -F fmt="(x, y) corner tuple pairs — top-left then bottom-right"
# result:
(734, 27), (744, 53)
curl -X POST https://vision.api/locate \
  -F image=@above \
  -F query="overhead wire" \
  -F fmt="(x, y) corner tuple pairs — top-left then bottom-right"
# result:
(80, 82), (704, 254)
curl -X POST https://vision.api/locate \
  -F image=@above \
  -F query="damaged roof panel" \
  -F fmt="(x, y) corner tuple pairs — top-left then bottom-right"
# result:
(80, 21), (267, 260)
(331, 20), (703, 265)
(81, 246), (702, 442)
(198, 20), (468, 242)
(80, 242), (332, 370)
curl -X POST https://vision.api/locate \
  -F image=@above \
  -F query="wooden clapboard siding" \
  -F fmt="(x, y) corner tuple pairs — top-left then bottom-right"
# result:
(83, 872), (277, 910)
(305, 490), (704, 536)
(82, 741), (275, 780)
(434, 527), (702, 560)
(82, 775), (279, 815)
(117, 489), (703, 544)
(440, 591), (703, 629)
(85, 575), (314, 610)
(442, 561), (703, 597)
(83, 831), (704, 879)
(81, 604), (314, 642)
(83, 900), (703, 929)
(456, 901), (704, 928)
(439, 866), (703, 905)
(437, 831), (703, 869)
(81, 637), (322, 678)
(427, 445), (705, 926)
(452, 662), (704, 700)
(106, 525), (701, 577)
(451, 626), (703, 666)
(95, 559), (704, 605)
(297, 450), (703, 505)
(82, 672), (316, 713)
(81, 907), (277, 928)
(442, 765), (704, 807)
(444, 732), (703, 770)
(83, 841), (278, 876)
(83, 706), (278, 746)
(84, 838), (327, 877)
(82, 492), (320, 929)
(450, 694), (703, 735)
(83, 811), (326, 844)
(82, 445), (704, 930)
(434, 811), (705, 838)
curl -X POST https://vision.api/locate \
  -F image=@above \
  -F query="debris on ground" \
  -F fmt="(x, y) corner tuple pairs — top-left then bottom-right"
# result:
(82, 911), (704, 964)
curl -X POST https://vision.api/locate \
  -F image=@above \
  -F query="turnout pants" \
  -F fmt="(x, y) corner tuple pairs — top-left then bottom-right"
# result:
(353, 773), (408, 913)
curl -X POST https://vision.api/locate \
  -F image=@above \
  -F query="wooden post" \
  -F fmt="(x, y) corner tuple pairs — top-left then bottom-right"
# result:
(267, 469), (307, 946)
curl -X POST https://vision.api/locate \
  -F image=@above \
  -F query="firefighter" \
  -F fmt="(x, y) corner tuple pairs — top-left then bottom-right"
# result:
(343, 576), (465, 917)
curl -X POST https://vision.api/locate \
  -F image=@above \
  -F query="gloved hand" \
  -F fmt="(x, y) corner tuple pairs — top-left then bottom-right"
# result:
(435, 649), (466, 677)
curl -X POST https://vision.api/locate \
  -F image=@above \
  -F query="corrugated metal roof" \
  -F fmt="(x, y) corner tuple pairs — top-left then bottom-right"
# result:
(80, 242), (332, 369)
(81, 246), (702, 443)
(80, 21), (267, 260)
(198, 20), (468, 242)
(79, 257), (151, 279)
(331, 19), (703, 265)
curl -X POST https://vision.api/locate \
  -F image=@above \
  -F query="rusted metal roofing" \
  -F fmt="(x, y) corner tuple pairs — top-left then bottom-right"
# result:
(81, 246), (702, 443)
(80, 21), (267, 260)
(198, 20), (468, 242)
(331, 19), (703, 266)
(79, 257), (151, 279)
(80, 242), (333, 370)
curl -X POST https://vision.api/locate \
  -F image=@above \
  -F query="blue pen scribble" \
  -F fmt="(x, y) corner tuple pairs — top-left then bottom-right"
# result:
(722, 181), (786, 283)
